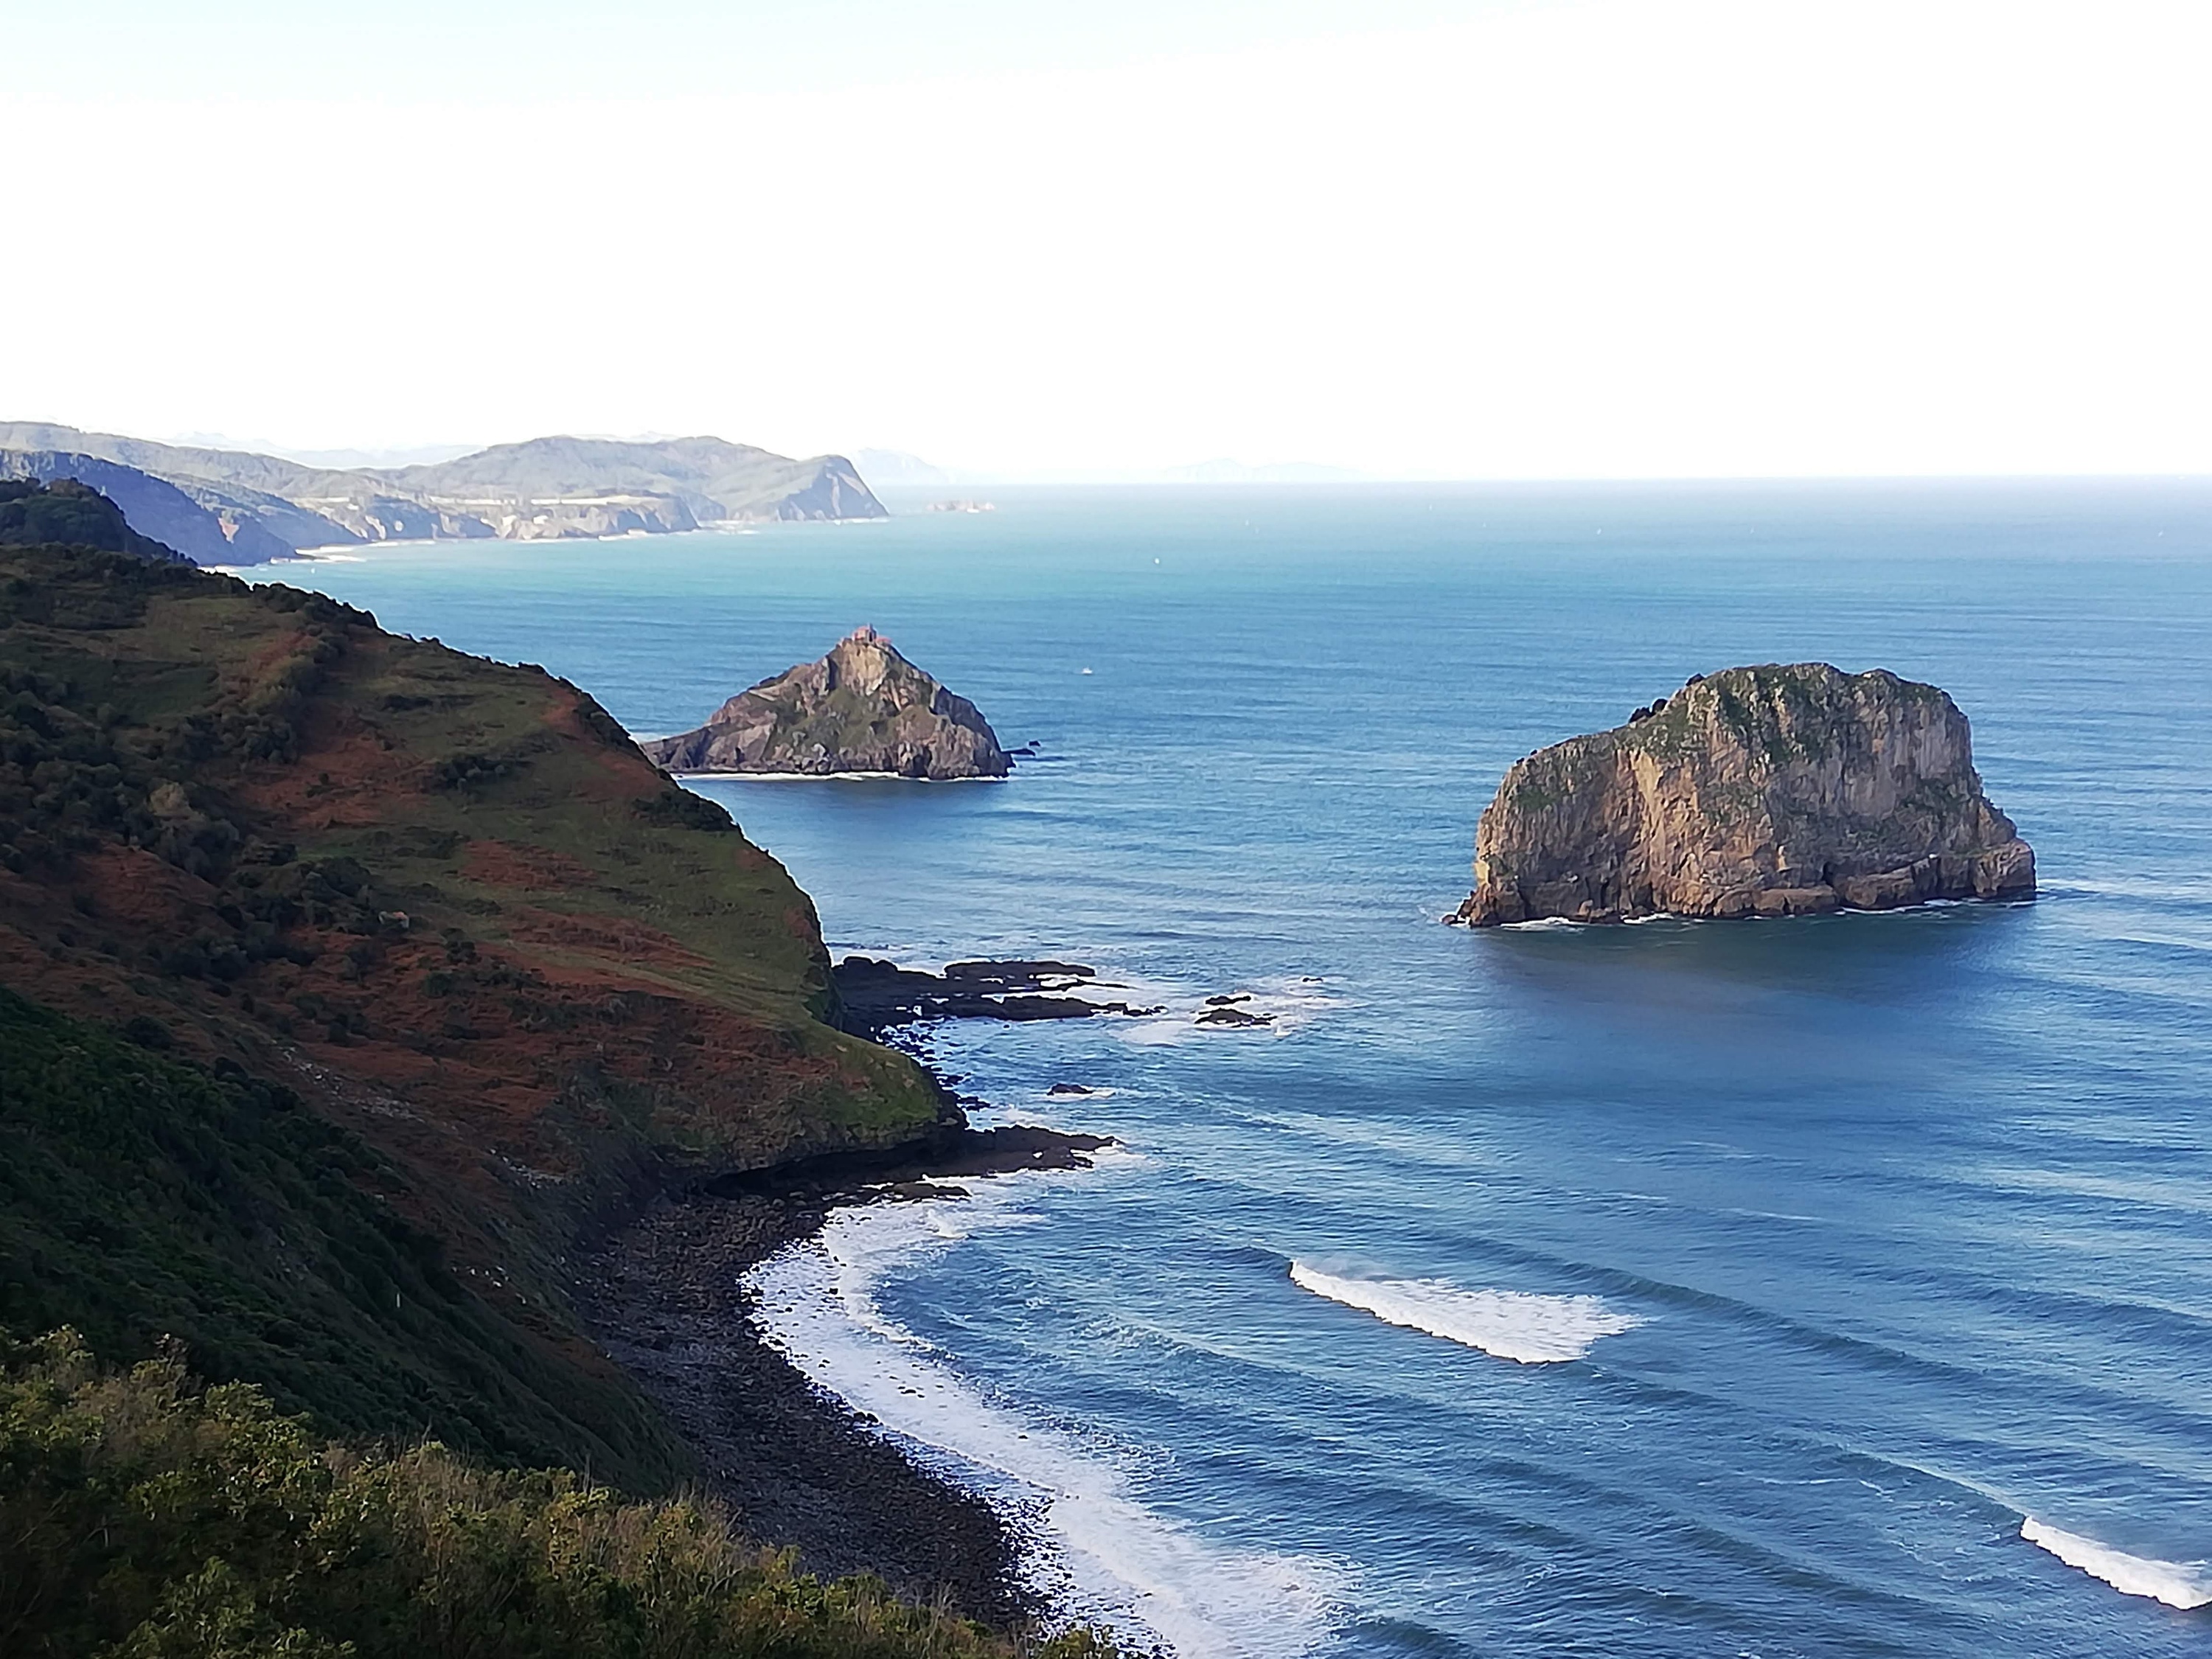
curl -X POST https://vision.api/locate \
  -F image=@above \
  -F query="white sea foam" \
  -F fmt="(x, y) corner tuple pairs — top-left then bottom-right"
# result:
(2022, 1518), (2212, 1609)
(747, 1179), (1346, 1658)
(1113, 973), (1345, 1047)
(1289, 1263), (1641, 1363)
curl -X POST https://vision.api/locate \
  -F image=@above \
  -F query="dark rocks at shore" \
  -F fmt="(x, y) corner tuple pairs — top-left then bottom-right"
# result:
(576, 1188), (1029, 1621)
(706, 1122), (1115, 1199)
(1195, 1004), (1273, 1028)
(575, 1122), (1113, 1626)
(943, 958), (1094, 983)
(834, 955), (1163, 1034)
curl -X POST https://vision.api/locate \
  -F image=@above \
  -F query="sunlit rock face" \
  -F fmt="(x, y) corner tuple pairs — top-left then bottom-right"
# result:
(640, 628), (1012, 780)
(1455, 663), (2034, 925)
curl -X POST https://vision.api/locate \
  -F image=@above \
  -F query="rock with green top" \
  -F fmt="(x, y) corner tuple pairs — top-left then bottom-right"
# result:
(1454, 663), (2034, 925)
(641, 627), (1013, 779)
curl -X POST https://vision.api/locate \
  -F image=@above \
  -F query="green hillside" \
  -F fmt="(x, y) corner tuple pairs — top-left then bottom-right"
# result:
(0, 1328), (1106, 1659)
(0, 482), (947, 1484)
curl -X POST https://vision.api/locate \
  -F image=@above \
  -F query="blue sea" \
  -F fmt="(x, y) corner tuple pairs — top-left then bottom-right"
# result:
(257, 482), (2212, 1658)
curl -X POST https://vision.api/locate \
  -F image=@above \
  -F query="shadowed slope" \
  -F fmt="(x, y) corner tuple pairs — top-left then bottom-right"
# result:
(0, 484), (950, 1489)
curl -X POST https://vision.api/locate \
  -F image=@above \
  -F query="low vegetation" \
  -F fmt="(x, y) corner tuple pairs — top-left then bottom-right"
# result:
(0, 478), (175, 561)
(0, 985), (681, 1482)
(0, 484), (1034, 1640)
(0, 1327), (1107, 1659)
(0, 502), (946, 1486)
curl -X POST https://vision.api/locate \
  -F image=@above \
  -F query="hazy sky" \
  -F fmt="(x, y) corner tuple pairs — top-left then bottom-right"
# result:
(4, 0), (2207, 478)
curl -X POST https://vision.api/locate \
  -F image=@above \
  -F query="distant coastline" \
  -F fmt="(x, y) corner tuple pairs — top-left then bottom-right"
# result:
(2, 424), (890, 566)
(207, 515), (898, 574)
(672, 770), (1009, 783)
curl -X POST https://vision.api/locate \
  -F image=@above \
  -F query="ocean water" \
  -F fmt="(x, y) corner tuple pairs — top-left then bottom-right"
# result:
(257, 482), (2212, 1657)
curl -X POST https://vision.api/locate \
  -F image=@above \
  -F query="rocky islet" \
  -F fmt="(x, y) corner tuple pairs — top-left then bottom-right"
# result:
(641, 627), (1015, 779)
(1455, 662), (2036, 925)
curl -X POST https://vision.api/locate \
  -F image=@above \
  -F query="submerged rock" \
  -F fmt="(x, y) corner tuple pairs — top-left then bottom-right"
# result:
(639, 627), (1012, 779)
(1453, 663), (2035, 925)
(1195, 1004), (1273, 1027)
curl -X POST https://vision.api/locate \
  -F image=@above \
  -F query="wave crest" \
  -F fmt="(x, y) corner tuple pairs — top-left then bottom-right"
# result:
(2022, 1517), (2212, 1609)
(1289, 1262), (1641, 1363)
(748, 1185), (1348, 1658)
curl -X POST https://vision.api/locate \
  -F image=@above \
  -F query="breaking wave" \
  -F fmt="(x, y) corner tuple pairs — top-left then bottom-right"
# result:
(1289, 1262), (1642, 1363)
(2021, 1518), (2212, 1609)
(748, 1180), (1346, 1658)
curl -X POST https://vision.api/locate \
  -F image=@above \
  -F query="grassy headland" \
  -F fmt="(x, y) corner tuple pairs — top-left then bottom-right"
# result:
(0, 483), (1032, 1635)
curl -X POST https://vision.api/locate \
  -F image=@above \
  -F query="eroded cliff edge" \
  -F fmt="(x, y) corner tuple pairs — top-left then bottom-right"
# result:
(1455, 663), (2035, 925)
(0, 481), (1101, 1627)
(0, 486), (1020, 1477)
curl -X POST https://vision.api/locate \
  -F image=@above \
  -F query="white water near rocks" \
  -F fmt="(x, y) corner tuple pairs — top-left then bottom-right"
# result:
(1287, 1264), (1641, 1363)
(257, 483), (2212, 1658)
(746, 1175), (1348, 1659)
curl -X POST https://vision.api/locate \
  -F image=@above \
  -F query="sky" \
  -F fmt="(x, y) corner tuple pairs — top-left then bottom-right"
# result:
(3, 0), (2208, 479)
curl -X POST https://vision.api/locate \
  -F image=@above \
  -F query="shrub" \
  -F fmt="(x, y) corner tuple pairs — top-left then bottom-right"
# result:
(0, 1328), (1107, 1659)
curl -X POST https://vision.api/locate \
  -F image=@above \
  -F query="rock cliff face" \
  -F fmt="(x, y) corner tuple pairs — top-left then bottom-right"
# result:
(0, 425), (888, 558)
(0, 451), (293, 565)
(1455, 663), (2035, 925)
(641, 629), (1012, 779)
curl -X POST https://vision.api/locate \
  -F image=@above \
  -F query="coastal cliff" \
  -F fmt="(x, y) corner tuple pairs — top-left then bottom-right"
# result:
(1455, 663), (2035, 925)
(0, 425), (888, 559)
(641, 628), (1012, 779)
(0, 480), (1063, 1577)
(0, 479), (1148, 1659)
(1, 451), (294, 565)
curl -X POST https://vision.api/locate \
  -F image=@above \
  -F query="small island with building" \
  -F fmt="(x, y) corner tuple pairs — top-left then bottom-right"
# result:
(639, 627), (1015, 779)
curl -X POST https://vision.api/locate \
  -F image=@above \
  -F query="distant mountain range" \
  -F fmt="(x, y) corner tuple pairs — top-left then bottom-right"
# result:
(0, 424), (887, 564)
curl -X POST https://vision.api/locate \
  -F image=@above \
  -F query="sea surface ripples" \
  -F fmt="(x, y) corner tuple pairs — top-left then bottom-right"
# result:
(264, 482), (2212, 1658)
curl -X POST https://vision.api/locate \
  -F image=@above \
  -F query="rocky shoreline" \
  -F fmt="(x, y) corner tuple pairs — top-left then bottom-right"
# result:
(577, 1116), (1111, 1628)
(577, 950), (1246, 1632)
(833, 955), (1165, 1032)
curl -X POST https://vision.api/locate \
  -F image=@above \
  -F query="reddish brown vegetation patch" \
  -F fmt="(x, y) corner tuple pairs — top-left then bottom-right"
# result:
(504, 908), (714, 971)
(462, 840), (602, 892)
(238, 717), (409, 827)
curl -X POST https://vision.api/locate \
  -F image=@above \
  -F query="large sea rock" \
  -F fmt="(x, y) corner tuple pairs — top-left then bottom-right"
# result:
(1454, 663), (2035, 925)
(640, 627), (1012, 779)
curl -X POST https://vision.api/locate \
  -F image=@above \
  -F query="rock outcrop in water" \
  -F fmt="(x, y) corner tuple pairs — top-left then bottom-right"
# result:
(1454, 663), (2035, 925)
(639, 628), (1012, 779)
